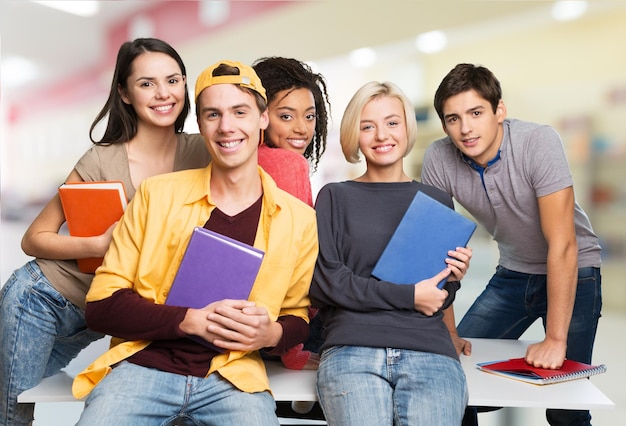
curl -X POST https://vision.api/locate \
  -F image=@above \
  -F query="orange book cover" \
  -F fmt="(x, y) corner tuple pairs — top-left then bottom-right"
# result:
(58, 181), (128, 273)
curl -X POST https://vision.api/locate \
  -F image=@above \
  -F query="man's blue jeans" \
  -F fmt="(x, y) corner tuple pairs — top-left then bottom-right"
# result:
(458, 266), (602, 426)
(77, 361), (280, 425)
(317, 345), (468, 425)
(0, 261), (104, 426)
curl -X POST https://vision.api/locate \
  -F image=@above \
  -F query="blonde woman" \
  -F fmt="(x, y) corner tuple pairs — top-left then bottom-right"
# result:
(310, 81), (471, 425)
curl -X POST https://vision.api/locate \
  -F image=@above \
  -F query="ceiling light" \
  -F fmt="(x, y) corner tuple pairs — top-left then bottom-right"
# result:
(129, 15), (156, 39)
(2, 56), (39, 89)
(551, 1), (588, 21)
(31, 1), (100, 17)
(415, 30), (447, 54)
(199, 0), (230, 27)
(349, 47), (377, 68)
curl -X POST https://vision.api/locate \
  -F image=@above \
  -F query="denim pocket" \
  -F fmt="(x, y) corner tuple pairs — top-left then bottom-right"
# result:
(29, 279), (72, 311)
(320, 345), (344, 363)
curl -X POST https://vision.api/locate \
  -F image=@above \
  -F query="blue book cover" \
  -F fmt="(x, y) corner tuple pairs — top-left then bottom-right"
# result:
(371, 191), (477, 288)
(166, 227), (265, 351)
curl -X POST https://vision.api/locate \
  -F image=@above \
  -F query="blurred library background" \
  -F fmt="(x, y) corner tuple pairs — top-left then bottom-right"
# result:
(1, 1), (625, 424)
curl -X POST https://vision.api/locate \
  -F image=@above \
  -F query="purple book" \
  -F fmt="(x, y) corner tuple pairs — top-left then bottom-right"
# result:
(166, 227), (265, 351)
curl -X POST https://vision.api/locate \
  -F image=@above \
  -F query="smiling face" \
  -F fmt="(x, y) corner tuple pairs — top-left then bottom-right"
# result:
(119, 51), (186, 129)
(265, 87), (316, 155)
(441, 89), (506, 167)
(358, 95), (408, 170)
(196, 83), (268, 172)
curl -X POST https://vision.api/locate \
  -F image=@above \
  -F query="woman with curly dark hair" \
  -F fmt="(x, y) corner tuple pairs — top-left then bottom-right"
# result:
(253, 57), (332, 419)
(253, 56), (331, 172)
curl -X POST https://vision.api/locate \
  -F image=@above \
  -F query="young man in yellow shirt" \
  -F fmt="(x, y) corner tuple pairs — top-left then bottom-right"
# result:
(73, 60), (318, 426)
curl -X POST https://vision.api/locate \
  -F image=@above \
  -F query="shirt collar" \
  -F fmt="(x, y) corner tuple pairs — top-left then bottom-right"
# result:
(462, 149), (501, 172)
(186, 163), (279, 215)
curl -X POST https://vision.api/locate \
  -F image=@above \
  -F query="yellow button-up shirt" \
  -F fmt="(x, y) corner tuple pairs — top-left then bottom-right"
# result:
(72, 164), (318, 398)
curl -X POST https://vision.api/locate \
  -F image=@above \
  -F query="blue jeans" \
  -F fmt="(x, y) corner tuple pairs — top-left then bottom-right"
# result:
(317, 345), (468, 426)
(77, 361), (279, 425)
(458, 266), (602, 426)
(0, 261), (104, 426)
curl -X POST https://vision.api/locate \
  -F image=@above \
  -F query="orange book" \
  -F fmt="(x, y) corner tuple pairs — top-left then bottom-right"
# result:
(58, 181), (128, 273)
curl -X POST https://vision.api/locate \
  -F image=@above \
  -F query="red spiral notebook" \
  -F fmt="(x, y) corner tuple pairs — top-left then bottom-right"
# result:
(58, 181), (128, 273)
(477, 357), (606, 385)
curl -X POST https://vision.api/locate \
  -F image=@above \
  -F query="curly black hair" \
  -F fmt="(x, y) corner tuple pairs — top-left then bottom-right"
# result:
(253, 57), (331, 171)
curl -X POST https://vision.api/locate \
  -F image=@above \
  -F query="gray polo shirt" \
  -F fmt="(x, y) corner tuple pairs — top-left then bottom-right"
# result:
(422, 118), (601, 274)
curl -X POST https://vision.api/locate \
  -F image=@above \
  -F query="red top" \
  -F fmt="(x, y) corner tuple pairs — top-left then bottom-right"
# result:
(258, 144), (313, 207)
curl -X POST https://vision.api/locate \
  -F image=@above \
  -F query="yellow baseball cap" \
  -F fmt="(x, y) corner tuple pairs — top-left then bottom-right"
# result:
(194, 60), (267, 102)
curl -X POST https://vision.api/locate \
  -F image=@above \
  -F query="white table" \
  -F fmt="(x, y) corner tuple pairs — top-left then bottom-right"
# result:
(265, 361), (317, 401)
(17, 362), (317, 403)
(19, 338), (614, 410)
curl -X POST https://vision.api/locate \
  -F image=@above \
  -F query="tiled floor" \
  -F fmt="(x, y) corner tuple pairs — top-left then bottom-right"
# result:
(1, 219), (622, 425)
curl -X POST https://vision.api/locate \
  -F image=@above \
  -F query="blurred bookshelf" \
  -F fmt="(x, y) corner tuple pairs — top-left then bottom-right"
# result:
(589, 99), (626, 311)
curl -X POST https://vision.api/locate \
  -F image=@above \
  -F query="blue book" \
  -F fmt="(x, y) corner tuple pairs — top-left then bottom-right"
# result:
(371, 191), (477, 288)
(166, 227), (265, 351)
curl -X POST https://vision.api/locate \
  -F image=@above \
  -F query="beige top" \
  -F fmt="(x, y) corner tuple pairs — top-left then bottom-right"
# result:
(37, 133), (211, 309)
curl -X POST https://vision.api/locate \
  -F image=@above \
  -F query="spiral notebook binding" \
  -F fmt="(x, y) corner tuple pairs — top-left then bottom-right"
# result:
(543, 364), (607, 385)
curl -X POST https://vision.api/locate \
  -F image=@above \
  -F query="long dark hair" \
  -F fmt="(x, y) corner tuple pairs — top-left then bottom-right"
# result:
(90, 38), (190, 144)
(253, 56), (331, 171)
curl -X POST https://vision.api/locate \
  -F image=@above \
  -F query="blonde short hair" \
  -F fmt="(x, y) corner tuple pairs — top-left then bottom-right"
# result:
(340, 81), (418, 164)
